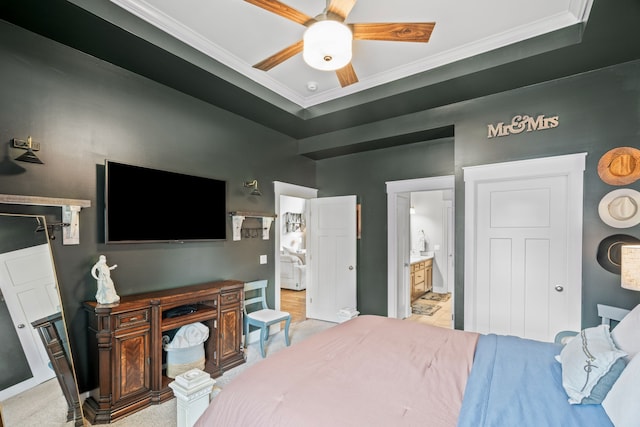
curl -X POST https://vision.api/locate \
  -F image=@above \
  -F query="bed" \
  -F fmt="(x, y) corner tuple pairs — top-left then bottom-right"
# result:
(196, 307), (640, 427)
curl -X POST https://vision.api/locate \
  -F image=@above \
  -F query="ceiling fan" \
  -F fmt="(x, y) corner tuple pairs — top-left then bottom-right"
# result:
(245, 0), (435, 87)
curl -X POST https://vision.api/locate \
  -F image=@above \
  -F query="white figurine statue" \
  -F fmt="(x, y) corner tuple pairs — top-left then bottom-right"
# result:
(91, 255), (120, 304)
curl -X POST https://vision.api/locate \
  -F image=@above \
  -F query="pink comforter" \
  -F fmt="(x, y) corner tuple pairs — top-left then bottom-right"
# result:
(196, 315), (479, 427)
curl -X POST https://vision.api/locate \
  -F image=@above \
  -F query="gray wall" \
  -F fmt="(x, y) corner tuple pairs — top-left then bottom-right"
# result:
(3, 15), (640, 392)
(0, 215), (48, 253)
(315, 60), (640, 329)
(452, 61), (640, 327)
(317, 139), (455, 316)
(0, 21), (315, 390)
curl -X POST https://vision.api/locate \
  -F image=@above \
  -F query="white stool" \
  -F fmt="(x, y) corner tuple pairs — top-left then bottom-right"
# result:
(168, 368), (216, 427)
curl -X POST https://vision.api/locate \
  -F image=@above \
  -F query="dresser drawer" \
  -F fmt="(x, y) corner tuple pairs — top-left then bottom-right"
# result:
(115, 309), (150, 330)
(220, 290), (241, 306)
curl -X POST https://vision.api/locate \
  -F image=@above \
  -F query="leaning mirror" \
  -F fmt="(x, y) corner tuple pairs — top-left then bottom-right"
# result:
(0, 213), (83, 426)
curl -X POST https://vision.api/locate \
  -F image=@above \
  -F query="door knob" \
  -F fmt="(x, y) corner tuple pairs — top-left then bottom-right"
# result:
(348, 265), (354, 270)
(555, 285), (564, 292)
(17, 323), (25, 329)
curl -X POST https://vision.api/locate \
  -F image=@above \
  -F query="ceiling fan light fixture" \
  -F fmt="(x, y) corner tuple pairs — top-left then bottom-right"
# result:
(303, 20), (352, 71)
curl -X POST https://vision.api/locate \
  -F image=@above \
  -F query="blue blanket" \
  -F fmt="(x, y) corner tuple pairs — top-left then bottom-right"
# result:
(458, 334), (613, 427)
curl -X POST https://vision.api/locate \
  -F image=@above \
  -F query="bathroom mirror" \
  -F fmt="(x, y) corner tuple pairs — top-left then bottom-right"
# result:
(0, 213), (83, 426)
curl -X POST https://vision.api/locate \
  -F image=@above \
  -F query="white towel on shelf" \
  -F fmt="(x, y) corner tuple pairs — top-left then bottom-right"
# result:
(164, 322), (209, 349)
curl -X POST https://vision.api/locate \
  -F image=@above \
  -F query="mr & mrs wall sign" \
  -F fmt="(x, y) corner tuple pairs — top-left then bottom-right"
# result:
(487, 114), (559, 138)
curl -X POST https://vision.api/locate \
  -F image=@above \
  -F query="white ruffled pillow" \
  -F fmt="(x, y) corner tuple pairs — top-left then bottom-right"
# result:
(556, 324), (627, 404)
(611, 304), (640, 359)
(602, 354), (639, 427)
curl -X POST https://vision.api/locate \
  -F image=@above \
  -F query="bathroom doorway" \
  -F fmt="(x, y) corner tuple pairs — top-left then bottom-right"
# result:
(407, 190), (453, 328)
(387, 176), (454, 327)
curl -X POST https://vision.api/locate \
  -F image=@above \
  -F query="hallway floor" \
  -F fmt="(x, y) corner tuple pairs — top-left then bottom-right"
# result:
(281, 288), (306, 324)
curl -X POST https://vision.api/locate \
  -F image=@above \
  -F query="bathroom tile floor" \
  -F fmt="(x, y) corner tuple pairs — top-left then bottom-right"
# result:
(407, 293), (452, 329)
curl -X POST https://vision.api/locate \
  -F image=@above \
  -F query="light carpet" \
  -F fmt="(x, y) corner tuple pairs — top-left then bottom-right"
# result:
(2, 319), (335, 427)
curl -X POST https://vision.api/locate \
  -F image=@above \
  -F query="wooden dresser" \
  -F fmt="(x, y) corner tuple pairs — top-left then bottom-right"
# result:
(411, 258), (433, 301)
(83, 280), (245, 424)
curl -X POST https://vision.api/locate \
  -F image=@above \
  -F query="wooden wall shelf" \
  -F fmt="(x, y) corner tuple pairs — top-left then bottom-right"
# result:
(228, 211), (276, 218)
(0, 194), (91, 245)
(0, 194), (90, 208)
(229, 211), (277, 240)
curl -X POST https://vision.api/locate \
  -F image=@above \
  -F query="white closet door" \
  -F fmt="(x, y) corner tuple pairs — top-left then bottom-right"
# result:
(464, 154), (585, 342)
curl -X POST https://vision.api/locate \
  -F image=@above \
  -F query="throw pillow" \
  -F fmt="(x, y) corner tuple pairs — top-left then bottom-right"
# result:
(611, 304), (640, 359)
(556, 324), (627, 404)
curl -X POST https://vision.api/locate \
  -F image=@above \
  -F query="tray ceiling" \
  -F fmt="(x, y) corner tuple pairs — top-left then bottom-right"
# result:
(109, 0), (593, 108)
(7, 0), (640, 141)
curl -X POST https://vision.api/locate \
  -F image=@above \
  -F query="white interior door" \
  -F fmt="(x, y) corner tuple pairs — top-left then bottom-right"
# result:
(307, 196), (357, 322)
(0, 244), (58, 399)
(443, 201), (454, 294)
(464, 153), (585, 342)
(396, 194), (411, 318)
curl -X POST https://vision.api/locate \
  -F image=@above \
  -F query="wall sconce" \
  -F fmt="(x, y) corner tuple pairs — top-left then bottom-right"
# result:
(244, 180), (262, 196)
(621, 245), (640, 291)
(12, 136), (44, 164)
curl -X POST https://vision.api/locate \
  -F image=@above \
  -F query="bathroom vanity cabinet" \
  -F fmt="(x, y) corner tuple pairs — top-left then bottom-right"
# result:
(411, 258), (433, 301)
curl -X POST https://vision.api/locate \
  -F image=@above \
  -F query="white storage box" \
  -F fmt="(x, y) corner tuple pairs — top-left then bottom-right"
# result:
(165, 344), (205, 378)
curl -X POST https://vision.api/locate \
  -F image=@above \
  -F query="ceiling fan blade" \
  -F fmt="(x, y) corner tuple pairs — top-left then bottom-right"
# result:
(326, 0), (357, 21)
(244, 0), (315, 26)
(253, 40), (304, 71)
(351, 22), (436, 42)
(336, 63), (358, 87)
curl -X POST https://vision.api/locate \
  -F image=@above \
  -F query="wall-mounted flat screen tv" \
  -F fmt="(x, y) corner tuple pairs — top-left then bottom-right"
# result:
(105, 160), (227, 243)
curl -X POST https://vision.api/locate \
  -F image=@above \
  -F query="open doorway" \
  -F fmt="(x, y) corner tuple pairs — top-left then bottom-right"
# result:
(387, 176), (455, 327)
(279, 194), (307, 324)
(274, 183), (357, 325)
(406, 190), (453, 328)
(274, 182), (318, 325)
